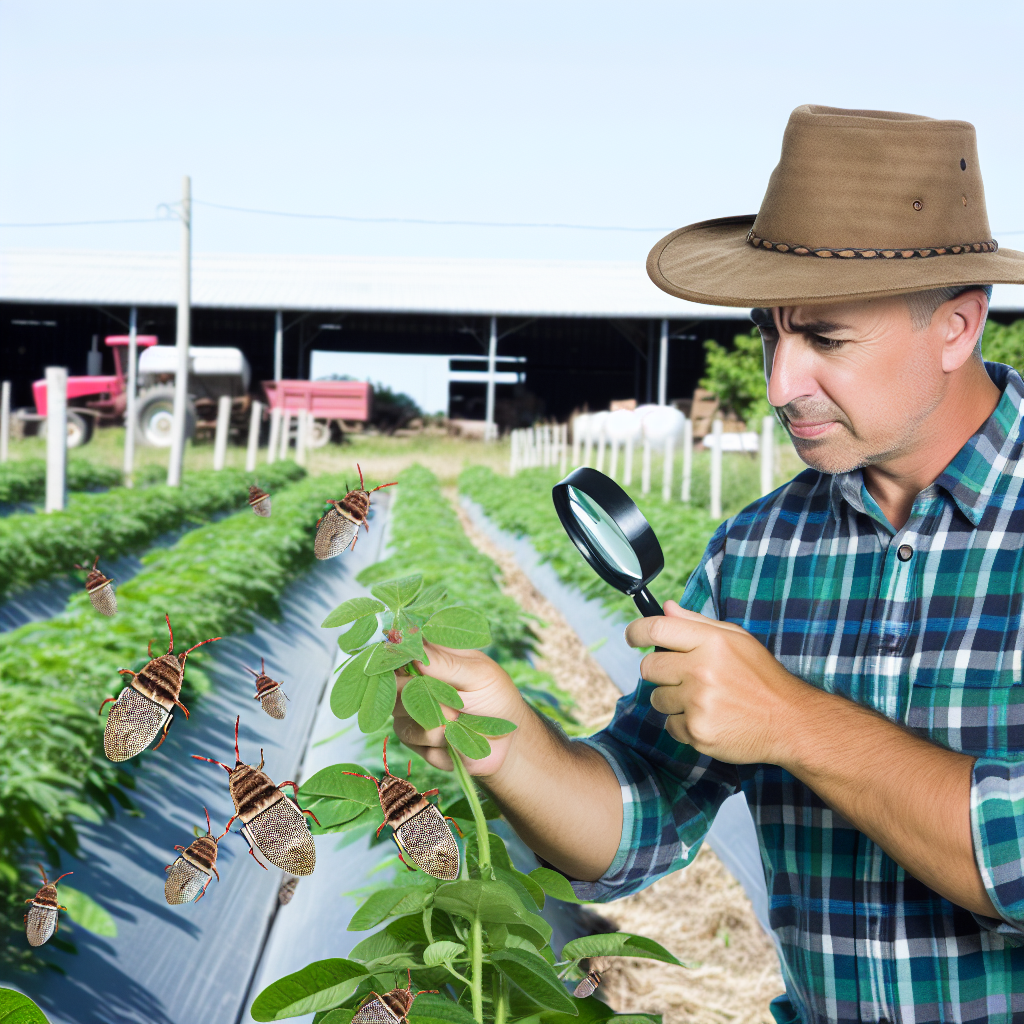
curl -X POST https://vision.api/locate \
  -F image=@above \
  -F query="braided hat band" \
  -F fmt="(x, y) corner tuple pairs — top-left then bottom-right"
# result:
(746, 229), (998, 260)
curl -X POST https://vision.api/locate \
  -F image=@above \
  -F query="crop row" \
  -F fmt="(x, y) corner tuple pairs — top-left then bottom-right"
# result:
(0, 471), (345, 968)
(459, 464), (721, 624)
(0, 457), (124, 505)
(0, 463), (306, 602)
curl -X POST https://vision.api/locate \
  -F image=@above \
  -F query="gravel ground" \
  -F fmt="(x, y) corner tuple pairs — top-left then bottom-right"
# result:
(452, 496), (785, 1024)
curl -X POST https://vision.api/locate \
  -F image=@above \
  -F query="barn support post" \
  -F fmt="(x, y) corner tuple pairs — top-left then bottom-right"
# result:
(658, 319), (669, 406)
(485, 316), (498, 441)
(246, 400), (262, 473)
(45, 367), (67, 512)
(213, 395), (231, 470)
(608, 439), (619, 481)
(123, 306), (138, 486)
(662, 434), (674, 502)
(624, 436), (634, 486)
(0, 380), (9, 462)
(641, 439), (652, 496)
(760, 415), (775, 496)
(710, 418), (723, 519)
(167, 175), (191, 487)
(295, 410), (308, 467)
(279, 412), (292, 461)
(274, 311), (283, 382)
(266, 407), (281, 464)
(680, 416), (693, 502)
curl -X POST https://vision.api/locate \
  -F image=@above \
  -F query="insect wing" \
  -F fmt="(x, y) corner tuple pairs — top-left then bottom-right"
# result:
(572, 971), (601, 999)
(251, 495), (271, 517)
(165, 856), (211, 904)
(243, 797), (316, 875)
(25, 904), (57, 947)
(258, 688), (288, 720)
(352, 997), (403, 1024)
(278, 876), (299, 905)
(314, 509), (358, 559)
(103, 687), (170, 762)
(394, 804), (460, 881)
(87, 580), (117, 616)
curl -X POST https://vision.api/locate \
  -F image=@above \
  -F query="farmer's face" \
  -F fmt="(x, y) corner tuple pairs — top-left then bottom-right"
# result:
(762, 297), (950, 475)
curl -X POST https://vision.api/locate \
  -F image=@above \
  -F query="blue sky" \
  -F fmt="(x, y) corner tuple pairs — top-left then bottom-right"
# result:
(2, 0), (1022, 263)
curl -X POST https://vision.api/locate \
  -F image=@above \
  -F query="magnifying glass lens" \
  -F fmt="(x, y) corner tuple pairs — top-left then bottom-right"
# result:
(566, 485), (643, 580)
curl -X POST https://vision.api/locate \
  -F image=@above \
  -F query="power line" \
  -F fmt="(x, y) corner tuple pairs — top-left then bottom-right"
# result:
(0, 216), (171, 228)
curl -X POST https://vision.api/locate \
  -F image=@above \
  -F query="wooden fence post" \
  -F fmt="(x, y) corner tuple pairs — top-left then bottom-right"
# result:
(661, 434), (674, 502)
(680, 416), (693, 502)
(245, 400), (262, 473)
(710, 418), (723, 519)
(213, 395), (231, 470)
(760, 414), (775, 496)
(45, 367), (67, 513)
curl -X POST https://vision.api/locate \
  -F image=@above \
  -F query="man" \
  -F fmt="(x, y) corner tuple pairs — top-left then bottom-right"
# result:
(395, 106), (1024, 1023)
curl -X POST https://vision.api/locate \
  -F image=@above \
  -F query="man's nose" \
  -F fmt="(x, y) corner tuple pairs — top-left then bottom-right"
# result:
(767, 335), (819, 409)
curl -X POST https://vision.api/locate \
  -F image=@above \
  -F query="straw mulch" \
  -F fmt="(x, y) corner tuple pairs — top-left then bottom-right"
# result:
(453, 497), (784, 1024)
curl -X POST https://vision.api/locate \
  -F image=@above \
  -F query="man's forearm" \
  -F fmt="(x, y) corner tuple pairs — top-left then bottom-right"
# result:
(480, 706), (623, 882)
(781, 684), (995, 918)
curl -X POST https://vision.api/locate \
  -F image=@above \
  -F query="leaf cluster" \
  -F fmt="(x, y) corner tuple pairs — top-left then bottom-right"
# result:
(0, 457), (123, 506)
(699, 331), (772, 426)
(982, 318), (1024, 373)
(0, 463), (305, 601)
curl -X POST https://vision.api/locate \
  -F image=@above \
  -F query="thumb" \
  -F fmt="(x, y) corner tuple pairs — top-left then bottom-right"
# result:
(410, 642), (501, 694)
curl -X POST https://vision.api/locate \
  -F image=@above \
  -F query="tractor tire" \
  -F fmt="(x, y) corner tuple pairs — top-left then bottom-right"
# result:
(40, 410), (93, 448)
(137, 386), (197, 448)
(307, 419), (332, 448)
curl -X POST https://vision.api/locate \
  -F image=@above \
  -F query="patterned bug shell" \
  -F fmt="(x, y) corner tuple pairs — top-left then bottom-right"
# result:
(84, 568), (117, 616)
(313, 506), (360, 559)
(572, 971), (601, 999)
(250, 666), (288, 720)
(164, 832), (221, 905)
(353, 987), (416, 1024)
(249, 485), (271, 517)
(394, 805), (460, 881)
(278, 876), (299, 905)
(103, 685), (172, 762)
(25, 880), (66, 948)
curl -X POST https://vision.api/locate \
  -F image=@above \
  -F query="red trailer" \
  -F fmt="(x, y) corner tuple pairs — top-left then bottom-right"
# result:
(261, 379), (372, 447)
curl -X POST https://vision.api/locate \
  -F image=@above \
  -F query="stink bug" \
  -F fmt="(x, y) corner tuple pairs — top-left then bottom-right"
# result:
(164, 808), (230, 905)
(352, 969), (437, 1024)
(244, 657), (289, 719)
(192, 716), (319, 877)
(278, 876), (299, 905)
(99, 614), (220, 762)
(573, 970), (602, 999)
(313, 464), (397, 559)
(24, 865), (72, 947)
(248, 483), (271, 517)
(76, 555), (117, 616)
(345, 738), (462, 881)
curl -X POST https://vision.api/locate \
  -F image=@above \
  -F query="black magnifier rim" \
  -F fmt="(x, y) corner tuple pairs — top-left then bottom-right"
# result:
(552, 467), (664, 596)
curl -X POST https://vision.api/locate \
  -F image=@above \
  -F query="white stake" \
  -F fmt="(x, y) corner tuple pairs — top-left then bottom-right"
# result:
(295, 411), (308, 466)
(624, 437), (634, 486)
(167, 174), (191, 487)
(279, 412), (292, 461)
(658, 319), (669, 406)
(661, 434), (674, 502)
(0, 380), (10, 462)
(595, 430), (607, 474)
(760, 414), (775, 496)
(609, 440), (619, 480)
(246, 400), (262, 473)
(213, 395), (231, 470)
(274, 310), (283, 382)
(583, 426), (593, 468)
(558, 424), (567, 476)
(572, 421), (581, 467)
(485, 316), (497, 442)
(266, 407), (281, 464)
(680, 417), (693, 502)
(710, 418), (723, 519)
(123, 307), (138, 486)
(45, 367), (67, 513)
(641, 439), (651, 496)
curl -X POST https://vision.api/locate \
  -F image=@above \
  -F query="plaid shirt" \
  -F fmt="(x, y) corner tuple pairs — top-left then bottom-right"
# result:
(576, 363), (1024, 1024)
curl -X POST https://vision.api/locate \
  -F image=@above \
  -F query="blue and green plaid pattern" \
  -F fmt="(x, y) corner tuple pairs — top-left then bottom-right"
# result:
(575, 363), (1024, 1024)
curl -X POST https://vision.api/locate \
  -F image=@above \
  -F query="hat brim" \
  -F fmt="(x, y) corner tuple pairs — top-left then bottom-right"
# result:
(647, 215), (1024, 308)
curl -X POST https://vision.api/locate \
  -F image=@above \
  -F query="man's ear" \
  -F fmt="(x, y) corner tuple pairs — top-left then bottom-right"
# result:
(939, 289), (988, 373)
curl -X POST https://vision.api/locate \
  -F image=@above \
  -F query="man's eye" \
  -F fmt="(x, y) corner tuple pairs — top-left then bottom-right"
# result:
(810, 334), (845, 351)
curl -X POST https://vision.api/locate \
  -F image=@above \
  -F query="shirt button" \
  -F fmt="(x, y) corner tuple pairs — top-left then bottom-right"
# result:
(897, 544), (913, 562)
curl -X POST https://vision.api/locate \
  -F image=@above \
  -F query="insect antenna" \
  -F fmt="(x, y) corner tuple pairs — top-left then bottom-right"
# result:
(165, 613), (174, 654)
(192, 755), (233, 773)
(180, 636), (221, 664)
(261, 657), (266, 675)
(241, 663), (259, 677)
(52, 872), (73, 885)
(357, 463), (364, 490)
(203, 807), (212, 835)
(234, 715), (241, 762)
(369, 479), (398, 493)
(36, 864), (49, 885)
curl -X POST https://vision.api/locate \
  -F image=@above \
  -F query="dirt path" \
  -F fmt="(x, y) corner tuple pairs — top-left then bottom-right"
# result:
(452, 496), (784, 1024)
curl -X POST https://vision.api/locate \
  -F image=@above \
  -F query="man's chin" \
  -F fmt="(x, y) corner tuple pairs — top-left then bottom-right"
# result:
(790, 436), (865, 476)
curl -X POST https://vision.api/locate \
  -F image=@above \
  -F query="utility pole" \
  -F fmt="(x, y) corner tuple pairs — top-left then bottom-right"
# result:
(274, 310), (283, 381)
(167, 175), (191, 486)
(485, 316), (497, 441)
(123, 306), (138, 486)
(658, 319), (669, 405)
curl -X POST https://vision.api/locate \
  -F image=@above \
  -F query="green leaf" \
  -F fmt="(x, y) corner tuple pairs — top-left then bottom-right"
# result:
(331, 648), (376, 720)
(433, 880), (551, 947)
(358, 671), (397, 733)
(319, 1012), (355, 1024)
(424, 676), (464, 711)
(348, 885), (434, 931)
(421, 607), (492, 649)
(0, 988), (50, 1023)
(408, 583), (448, 610)
(444, 721), (491, 760)
(410, 996), (480, 1024)
(365, 633), (428, 673)
(348, 928), (416, 963)
(561, 932), (683, 966)
(528, 867), (583, 904)
(400, 676), (448, 731)
(338, 614), (380, 654)
(301, 764), (380, 806)
(250, 959), (369, 1020)
(529, 996), (622, 1024)
(422, 940), (466, 967)
(60, 886), (117, 937)
(456, 713), (516, 737)
(322, 597), (386, 628)
(490, 948), (577, 1014)
(493, 868), (542, 913)
(371, 575), (423, 611)
(316, 805), (375, 836)
(444, 794), (501, 821)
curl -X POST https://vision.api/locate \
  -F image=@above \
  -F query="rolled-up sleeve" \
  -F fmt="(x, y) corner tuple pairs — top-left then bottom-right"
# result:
(971, 758), (1024, 937)
(569, 525), (741, 902)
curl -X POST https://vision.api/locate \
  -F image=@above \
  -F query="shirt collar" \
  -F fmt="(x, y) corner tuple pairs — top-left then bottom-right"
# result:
(829, 362), (1024, 529)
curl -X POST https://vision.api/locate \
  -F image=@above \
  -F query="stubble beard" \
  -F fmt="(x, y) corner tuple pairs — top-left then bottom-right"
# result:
(778, 401), (905, 477)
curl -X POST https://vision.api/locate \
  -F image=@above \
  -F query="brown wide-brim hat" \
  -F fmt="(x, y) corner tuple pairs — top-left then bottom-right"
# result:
(648, 105), (1024, 308)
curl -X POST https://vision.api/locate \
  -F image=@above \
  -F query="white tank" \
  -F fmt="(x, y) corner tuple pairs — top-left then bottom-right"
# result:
(605, 408), (642, 442)
(641, 405), (687, 443)
(571, 412), (592, 444)
(587, 410), (610, 437)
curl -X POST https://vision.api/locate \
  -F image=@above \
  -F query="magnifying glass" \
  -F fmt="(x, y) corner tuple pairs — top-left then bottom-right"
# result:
(551, 467), (665, 618)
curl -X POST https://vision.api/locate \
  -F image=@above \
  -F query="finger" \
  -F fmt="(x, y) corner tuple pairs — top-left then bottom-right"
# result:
(664, 713), (693, 746)
(395, 739), (454, 772)
(663, 599), (747, 633)
(624, 612), (710, 652)
(394, 686), (451, 747)
(649, 682), (688, 717)
(639, 651), (690, 685)
(412, 643), (502, 693)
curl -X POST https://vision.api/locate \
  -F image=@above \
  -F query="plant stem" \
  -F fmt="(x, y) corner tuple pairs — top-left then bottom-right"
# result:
(494, 973), (508, 1024)
(422, 905), (434, 945)
(446, 737), (491, 877)
(471, 915), (483, 1024)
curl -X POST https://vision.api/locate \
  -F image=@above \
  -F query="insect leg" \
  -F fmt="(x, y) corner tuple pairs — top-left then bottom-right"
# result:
(443, 816), (465, 838)
(195, 876), (212, 901)
(421, 788), (440, 799)
(148, 639), (156, 658)
(248, 848), (269, 871)
(172, 697), (190, 719)
(211, 865), (220, 882)
(224, 814), (238, 832)
(98, 696), (117, 714)
(118, 668), (135, 678)
(174, 845), (186, 852)
(349, 533), (359, 551)
(393, 846), (416, 872)
(152, 716), (173, 751)
(277, 780), (300, 797)
(375, 820), (388, 839)
(300, 808), (321, 826)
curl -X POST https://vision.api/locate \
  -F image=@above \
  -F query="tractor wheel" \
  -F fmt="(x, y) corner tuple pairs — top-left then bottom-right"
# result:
(137, 386), (196, 447)
(40, 410), (93, 448)
(307, 419), (332, 448)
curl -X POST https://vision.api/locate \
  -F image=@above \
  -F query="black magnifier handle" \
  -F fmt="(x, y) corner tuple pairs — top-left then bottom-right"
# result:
(632, 587), (668, 653)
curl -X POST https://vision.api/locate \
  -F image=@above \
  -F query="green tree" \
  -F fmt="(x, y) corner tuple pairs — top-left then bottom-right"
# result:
(981, 319), (1024, 372)
(699, 331), (772, 426)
